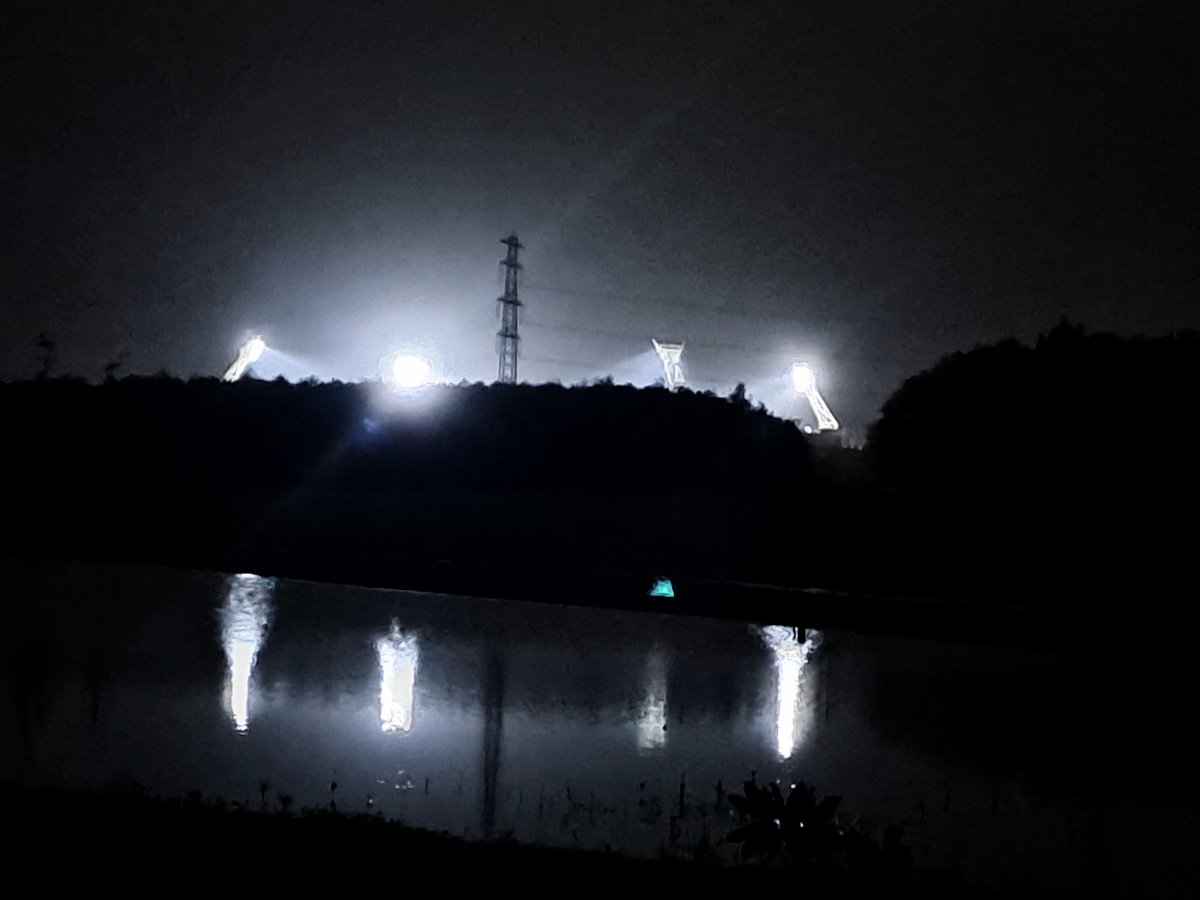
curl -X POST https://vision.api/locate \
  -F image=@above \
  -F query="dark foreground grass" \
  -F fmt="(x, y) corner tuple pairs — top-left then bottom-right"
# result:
(0, 783), (1019, 897)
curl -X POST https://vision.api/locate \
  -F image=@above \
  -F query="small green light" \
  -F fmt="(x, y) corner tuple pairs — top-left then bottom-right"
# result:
(648, 578), (674, 598)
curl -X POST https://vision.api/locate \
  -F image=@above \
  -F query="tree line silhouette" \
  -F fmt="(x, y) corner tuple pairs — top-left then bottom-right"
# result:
(0, 375), (812, 588)
(2, 321), (1197, 623)
(866, 321), (1200, 608)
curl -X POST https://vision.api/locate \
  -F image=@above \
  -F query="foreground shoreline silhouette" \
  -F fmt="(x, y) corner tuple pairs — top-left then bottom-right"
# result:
(4, 783), (983, 897)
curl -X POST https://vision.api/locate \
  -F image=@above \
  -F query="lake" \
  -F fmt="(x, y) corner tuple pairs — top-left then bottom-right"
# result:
(2, 559), (1191, 894)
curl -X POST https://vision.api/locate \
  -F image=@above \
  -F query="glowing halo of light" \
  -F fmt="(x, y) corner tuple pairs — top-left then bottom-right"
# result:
(790, 362), (815, 394)
(222, 334), (269, 382)
(383, 353), (432, 390)
(245, 335), (267, 364)
(788, 362), (839, 431)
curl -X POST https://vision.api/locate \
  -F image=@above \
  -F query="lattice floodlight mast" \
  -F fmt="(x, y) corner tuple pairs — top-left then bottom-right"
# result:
(496, 234), (523, 383)
(223, 335), (266, 382)
(652, 339), (686, 391)
(790, 362), (839, 431)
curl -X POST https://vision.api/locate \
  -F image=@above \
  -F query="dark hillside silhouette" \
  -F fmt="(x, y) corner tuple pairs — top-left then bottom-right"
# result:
(2, 322), (1196, 635)
(0, 378), (815, 591)
(867, 322), (1200, 607)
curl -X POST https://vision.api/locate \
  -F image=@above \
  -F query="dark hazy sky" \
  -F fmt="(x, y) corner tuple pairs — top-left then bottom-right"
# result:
(3, 0), (1197, 428)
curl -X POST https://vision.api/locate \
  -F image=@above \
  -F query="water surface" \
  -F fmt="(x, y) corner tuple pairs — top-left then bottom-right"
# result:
(0, 560), (1142, 893)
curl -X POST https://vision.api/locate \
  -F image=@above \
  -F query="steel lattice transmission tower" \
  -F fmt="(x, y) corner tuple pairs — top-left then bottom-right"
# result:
(496, 234), (524, 383)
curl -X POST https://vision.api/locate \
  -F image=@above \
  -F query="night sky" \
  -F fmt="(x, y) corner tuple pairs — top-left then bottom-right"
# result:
(3, 1), (1197, 430)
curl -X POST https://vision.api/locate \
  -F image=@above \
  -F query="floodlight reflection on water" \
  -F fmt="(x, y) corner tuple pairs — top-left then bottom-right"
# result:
(636, 647), (668, 750)
(219, 574), (274, 733)
(377, 619), (420, 734)
(759, 625), (821, 759)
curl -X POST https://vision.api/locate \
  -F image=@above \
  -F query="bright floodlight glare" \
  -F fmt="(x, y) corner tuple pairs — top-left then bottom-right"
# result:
(246, 336), (266, 364)
(790, 362), (840, 431)
(790, 362), (815, 394)
(389, 354), (432, 389)
(223, 335), (268, 382)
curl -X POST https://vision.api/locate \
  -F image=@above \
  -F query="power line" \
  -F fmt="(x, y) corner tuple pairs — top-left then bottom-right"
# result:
(520, 279), (975, 330)
(522, 317), (936, 366)
(521, 354), (609, 371)
(519, 353), (906, 399)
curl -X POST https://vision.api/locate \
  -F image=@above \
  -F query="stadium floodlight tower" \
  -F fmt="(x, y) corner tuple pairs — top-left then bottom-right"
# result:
(223, 335), (266, 382)
(790, 362), (839, 431)
(652, 339), (686, 391)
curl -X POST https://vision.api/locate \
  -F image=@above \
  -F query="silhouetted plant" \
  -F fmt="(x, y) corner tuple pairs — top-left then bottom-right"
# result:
(726, 777), (911, 880)
(727, 779), (841, 863)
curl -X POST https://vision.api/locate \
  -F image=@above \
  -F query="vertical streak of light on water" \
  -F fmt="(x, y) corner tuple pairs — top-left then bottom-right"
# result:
(220, 573), (274, 733)
(636, 646), (669, 750)
(481, 647), (505, 838)
(376, 619), (419, 734)
(758, 626), (821, 759)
